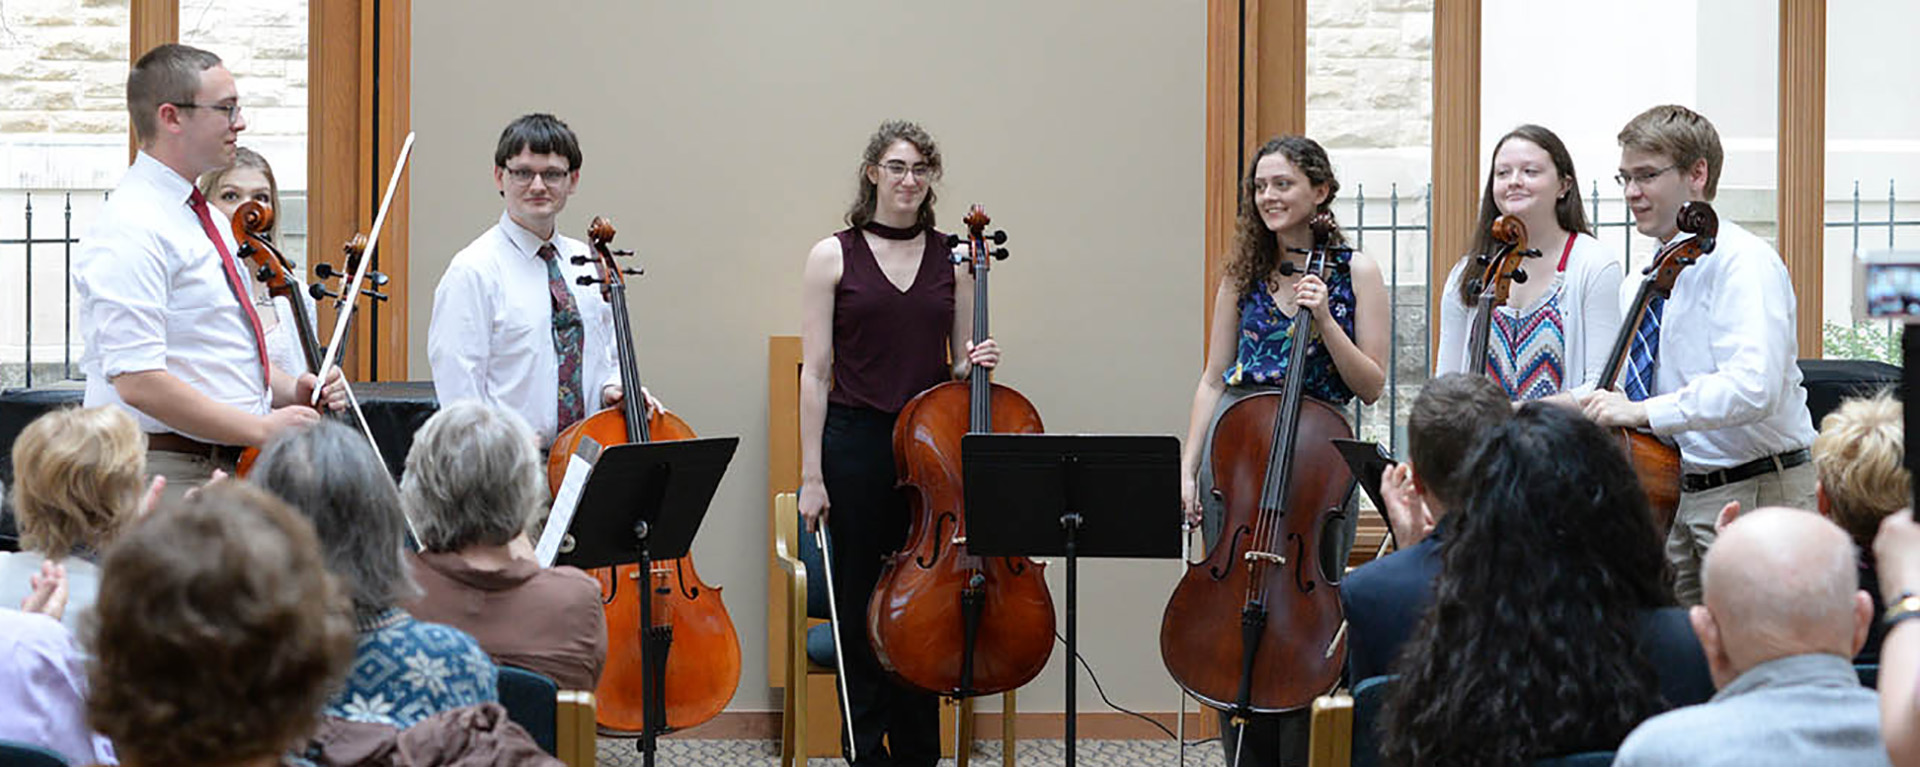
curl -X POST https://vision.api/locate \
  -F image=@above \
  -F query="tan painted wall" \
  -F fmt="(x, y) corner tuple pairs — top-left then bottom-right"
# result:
(408, 1), (1205, 712)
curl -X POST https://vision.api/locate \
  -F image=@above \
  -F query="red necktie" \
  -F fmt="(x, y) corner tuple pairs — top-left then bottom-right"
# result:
(189, 189), (273, 394)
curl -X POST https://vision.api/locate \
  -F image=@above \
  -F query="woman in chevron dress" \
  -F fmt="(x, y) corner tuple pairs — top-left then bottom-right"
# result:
(1436, 124), (1623, 401)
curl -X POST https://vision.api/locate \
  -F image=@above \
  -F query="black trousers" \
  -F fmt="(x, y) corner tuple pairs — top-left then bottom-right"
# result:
(823, 404), (941, 767)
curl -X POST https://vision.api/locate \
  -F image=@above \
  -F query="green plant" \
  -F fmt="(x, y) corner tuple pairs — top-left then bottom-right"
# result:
(1823, 320), (1903, 364)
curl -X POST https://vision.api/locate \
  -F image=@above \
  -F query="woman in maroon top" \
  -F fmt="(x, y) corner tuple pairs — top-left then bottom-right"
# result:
(798, 120), (998, 767)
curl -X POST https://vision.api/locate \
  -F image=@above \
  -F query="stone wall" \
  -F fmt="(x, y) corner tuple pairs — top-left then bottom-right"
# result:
(0, 0), (309, 188)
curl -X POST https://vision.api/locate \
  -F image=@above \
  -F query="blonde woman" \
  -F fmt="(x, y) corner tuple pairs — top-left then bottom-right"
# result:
(1808, 392), (1906, 663)
(1, 406), (161, 631)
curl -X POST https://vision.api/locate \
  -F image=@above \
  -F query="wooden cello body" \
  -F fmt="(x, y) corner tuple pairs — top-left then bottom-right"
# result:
(1596, 202), (1718, 538)
(1160, 213), (1353, 716)
(867, 206), (1057, 698)
(544, 218), (740, 733)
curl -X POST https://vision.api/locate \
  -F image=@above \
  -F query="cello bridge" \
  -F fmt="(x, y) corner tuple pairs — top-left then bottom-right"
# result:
(1244, 551), (1287, 566)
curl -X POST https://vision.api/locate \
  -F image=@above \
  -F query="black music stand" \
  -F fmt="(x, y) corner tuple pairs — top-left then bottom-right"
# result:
(1332, 438), (1398, 548)
(554, 436), (738, 767)
(962, 434), (1182, 767)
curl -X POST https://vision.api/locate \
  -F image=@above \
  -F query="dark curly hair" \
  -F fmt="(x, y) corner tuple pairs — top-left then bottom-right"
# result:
(1379, 403), (1672, 767)
(1226, 135), (1348, 300)
(86, 482), (356, 767)
(844, 119), (941, 230)
(1458, 124), (1593, 307)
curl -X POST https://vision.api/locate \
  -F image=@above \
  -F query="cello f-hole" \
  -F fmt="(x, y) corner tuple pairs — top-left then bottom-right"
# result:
(915, 512), (957, 569)
(1288, 533), (1314, 594)
(1209, 524), (1254, 580)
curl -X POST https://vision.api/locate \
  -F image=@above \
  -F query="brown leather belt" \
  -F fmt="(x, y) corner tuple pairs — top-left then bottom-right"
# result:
(145, 432), (247, 465)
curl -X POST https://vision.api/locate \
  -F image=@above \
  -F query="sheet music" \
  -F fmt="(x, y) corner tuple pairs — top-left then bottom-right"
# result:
(537, 436), (601, 568)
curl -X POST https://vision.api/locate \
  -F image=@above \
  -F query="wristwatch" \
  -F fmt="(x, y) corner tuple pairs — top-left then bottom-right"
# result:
(1888, 591), (1920, 630)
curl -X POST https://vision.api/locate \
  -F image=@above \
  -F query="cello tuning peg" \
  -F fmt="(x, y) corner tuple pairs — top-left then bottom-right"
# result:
(361, 288), (388, 302)
(366, 270), (389, 287)
(570, 255), (592, 265)
(944, 233), (961, 248)
(575, 275), (599, 286)
(989, 230), (1008, 245)
(613, 248), (635, 257)
(1475, 253), (1491, 265)
(622, 268), (643, 276)
(255, 265), (273, 282)
(314, 262), (343, 280)
(308, 283), (338, 300)
(1521, 248), (1544, 259)
(1510, 270), (1528, 284)
(990, 248), (1009, 261)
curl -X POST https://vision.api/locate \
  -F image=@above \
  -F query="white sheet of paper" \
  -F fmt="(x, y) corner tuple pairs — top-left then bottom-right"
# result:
(537, 451), (595, 568)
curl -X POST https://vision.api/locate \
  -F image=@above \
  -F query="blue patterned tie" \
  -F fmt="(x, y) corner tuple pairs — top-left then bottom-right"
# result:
(1622, 295), (1664, 401)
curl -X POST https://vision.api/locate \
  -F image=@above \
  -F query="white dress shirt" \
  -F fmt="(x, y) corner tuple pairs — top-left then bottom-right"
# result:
(1436, 232), (1624, 397)
(75, 152), (271, 440)
(1639, 219), (1817, 471)
(429, 211), (620, 444)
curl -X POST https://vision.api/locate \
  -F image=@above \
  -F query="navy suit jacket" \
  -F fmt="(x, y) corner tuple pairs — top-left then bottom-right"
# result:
(1340, 523), (1444, 684)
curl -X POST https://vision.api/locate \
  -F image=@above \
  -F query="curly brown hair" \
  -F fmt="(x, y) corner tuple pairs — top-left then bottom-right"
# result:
(844, 119), (942, 230)
(1226, 135), (1347, 300)
(86, 482), (355, 767)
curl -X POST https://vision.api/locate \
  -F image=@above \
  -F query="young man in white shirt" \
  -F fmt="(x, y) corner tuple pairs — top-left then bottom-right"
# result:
(429, 114), (652, 448)
(1582, 105), (1817, 605)
(75, 43), (343, 500)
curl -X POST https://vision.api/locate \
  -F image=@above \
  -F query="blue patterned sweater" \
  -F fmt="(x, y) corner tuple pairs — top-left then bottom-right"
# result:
(325, 608), (498, 729)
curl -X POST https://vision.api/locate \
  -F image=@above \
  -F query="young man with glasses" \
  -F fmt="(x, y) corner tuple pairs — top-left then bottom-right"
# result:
(73, 43), (343, 502)
(428, 113), (648, 448)
(1581, 105), (1817, 606)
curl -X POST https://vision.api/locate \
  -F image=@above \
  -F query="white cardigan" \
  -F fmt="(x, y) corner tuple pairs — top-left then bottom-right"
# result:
(1435, 232), (1624, 398)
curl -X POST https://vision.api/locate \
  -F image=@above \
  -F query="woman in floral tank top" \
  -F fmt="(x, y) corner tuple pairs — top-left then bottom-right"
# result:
(1177, 135), (1391, 767)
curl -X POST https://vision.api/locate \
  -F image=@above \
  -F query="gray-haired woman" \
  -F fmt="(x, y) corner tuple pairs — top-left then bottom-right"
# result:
(401, 400), (607, 691)
(251, 419), (498, 727)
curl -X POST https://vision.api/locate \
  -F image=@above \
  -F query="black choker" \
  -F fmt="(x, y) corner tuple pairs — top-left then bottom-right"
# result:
(863, 221), (925, 240)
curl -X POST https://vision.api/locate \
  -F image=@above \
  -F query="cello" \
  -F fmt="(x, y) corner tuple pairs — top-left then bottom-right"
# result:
(544, 217), (741, 734)
(229, 202), (390, 477)
(1463, 214), (1543, 375)
(1160, 213), (1352, 747)
(1595, 201), (1717, 537)
(868, 205), (1057, 699)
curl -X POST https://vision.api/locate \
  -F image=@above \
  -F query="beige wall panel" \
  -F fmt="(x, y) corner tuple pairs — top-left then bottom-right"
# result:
(411, 1), (1205, 713)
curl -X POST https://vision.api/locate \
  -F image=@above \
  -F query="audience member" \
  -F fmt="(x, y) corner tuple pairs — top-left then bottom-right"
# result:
(1810, 392), (1907, 663)
(1877, 508), (1920, 767)
(402, 401), (607, 691)
(0, 559), (113, 764)
(1380, 402), (1714, 767)
(88, 481), (356, 767)
(1615, 508), (1888, 766)
(1, 406), (158, 632)
(250, 420), (498, 729)
(1342, 373), (1511, 683)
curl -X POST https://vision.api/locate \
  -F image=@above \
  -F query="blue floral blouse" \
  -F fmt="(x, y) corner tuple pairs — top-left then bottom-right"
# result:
(326, 608), (499, 729)
(1223, 261), (1358, 406)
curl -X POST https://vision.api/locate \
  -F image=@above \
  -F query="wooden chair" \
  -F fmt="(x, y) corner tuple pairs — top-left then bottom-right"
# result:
(774, 491), (1016, 766)
(496, 665), (598, 767)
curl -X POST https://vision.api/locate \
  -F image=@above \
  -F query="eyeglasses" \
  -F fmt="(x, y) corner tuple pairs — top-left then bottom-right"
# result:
(502, 167), (572, 186)
(877, 161), (936, 181)
(168, 102), (242, 127)
(1614, 165), (1676, 188)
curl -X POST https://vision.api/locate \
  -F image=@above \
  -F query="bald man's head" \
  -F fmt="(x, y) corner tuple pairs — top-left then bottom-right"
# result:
(1692, 507), (1872, 685)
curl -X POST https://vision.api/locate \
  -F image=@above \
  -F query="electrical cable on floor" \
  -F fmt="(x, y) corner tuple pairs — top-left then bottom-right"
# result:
(1056, 630), (1220, 749)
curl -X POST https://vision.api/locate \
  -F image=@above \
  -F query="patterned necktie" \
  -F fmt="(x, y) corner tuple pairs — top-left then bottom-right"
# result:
(539, 243), (586, 431)
(1622, 295), (1664, 401)
(188, 189), (272, 393)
